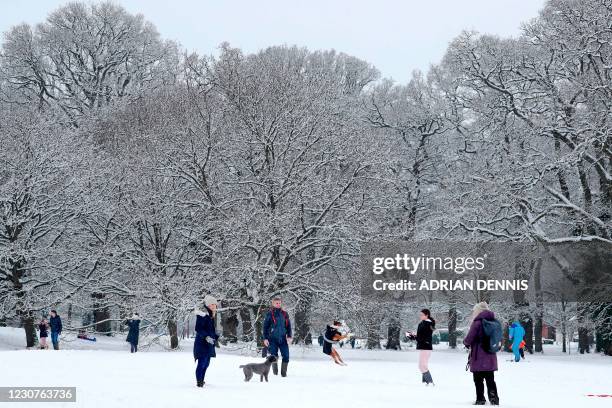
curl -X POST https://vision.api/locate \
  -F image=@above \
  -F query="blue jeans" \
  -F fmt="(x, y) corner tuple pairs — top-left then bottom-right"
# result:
(195, 356), (211, 382)
(267, 339), (289, 362)
(51, 332), (60, 349)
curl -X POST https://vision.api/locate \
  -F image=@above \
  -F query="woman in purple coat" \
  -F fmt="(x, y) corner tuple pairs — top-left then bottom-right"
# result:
(463, 302), (499, 406)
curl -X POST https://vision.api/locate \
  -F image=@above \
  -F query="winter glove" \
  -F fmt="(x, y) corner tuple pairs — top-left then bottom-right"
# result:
(205, 336), (215, 345)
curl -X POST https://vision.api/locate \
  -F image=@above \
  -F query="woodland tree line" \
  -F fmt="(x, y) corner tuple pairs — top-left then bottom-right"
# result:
(0, 0), (610, 355)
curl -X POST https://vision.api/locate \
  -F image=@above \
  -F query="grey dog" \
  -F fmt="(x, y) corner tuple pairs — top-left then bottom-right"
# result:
(239, 355), (277, 382)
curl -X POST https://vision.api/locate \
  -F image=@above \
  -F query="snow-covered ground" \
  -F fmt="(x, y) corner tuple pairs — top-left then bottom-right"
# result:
(1, 327), (610, 408)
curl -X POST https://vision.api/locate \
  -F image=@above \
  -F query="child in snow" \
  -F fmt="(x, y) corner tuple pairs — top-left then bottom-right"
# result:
(38, 318), (49, 349)
(519, 340), (526, 359)
(509, 321), (525, 362)
(322, 320), (349, 365)
(407, 308), (435, 385)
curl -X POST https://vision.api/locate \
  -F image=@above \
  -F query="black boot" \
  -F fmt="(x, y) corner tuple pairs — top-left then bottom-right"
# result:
(423, 371), (434, 385)
(281, 361), (288, 377)
(421, 372), (426, 383)
(488, 389), (499, 405)
(196, 380), (204, 388)
(473, 400), (486, 405)
(272, 362), (278, 375)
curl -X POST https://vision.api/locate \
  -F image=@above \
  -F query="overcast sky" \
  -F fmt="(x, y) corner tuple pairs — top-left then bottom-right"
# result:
(0, 0), (547, 83)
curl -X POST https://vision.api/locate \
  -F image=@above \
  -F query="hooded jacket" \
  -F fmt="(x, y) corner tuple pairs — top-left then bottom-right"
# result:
(193, 307), (218, 360)
(463, 310), (498, 372)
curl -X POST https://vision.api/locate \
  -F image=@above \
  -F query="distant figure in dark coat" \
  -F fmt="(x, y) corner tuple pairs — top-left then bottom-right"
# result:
(125, 313), (141, 353)
(49, 310), (62, 350)
(463, 302), (500, 406)
(193, 295), (219, 387)
(263, 297), (292, 377)
(38, 318), (49, 349)
(407, 308), (436, 385)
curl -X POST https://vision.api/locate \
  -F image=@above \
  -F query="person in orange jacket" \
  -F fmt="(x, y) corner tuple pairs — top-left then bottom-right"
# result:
(519, 340), (526, 359)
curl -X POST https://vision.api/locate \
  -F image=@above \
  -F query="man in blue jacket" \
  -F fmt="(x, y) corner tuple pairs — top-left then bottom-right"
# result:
(49, 310), (62, 350)
(193, 295), (219, 387)
(263, 297), (292, 377)
(509, 321), (525, 362)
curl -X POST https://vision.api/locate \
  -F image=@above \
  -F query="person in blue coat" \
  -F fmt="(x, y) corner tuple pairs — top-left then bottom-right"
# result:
(125, 313), (141, 353)
(193, 295), (219, 387)
(263, 297), (292, 377)
(49, 310), (62, 350)
(509, 321), (525, 362)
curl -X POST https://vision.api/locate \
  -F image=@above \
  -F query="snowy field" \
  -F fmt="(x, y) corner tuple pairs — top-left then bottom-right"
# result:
(1, 328), (610, 408)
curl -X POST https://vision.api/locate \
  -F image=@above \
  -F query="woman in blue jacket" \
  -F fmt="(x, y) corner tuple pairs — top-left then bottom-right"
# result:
(193, 295), (219, 387)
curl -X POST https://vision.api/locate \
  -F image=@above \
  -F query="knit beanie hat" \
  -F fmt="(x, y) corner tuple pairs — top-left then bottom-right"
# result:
(204, 295), (218, 306)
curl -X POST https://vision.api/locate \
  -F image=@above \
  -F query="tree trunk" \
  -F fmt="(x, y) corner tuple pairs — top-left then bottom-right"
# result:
(503, 323), (512, 352)
(92, 292), (111, 335)
(561, 301), (567, 353)
(534, 258), (543, 352)
(254, 305), (266, 347)
(534, 314), (543, 353)
(293, 293), (313, 344)
(578, 326), (589, 354)
(240, 306), (253, 341)
(448, 301), (457, 349)
(21, 314), (38, 348)
(167, 319), (179, 349)
(385, 310), (401, 350)
(221, 306), (238, 343)
(366, 316), (381, 349)
(577, 304), (590, 354)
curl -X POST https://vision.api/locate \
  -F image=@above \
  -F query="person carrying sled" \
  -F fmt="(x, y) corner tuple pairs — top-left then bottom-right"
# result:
(463, 302), (500, 406)
(38, 318), (49, 349)
(322, 320), (349, 365)
(263, 296), (292, 377)
(193, 295), (219, 388)
(125, 313), (141, 353)
(407, 308), (435, 385)
(49, 310), (62, 350)
(509, 321), (525, 362)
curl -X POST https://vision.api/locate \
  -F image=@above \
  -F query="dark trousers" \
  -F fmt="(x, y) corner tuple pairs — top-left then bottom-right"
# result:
(473, 371), (498, 402)
(267, 339), (290, 362)
(195, 356), (211, 382)
(130, 343), (138, 353)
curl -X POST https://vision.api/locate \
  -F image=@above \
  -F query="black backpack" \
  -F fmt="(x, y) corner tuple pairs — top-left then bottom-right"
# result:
(481, 318), (503, 353)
